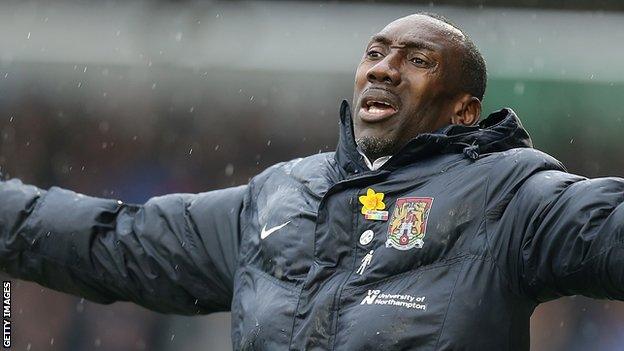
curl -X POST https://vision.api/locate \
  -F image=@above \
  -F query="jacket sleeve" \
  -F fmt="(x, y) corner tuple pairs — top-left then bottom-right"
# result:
(0, 177), (248, 315)
(486, 151), (624, 302)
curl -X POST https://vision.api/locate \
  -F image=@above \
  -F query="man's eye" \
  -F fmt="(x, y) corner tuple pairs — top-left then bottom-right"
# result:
(366, 50), (382, 58)
(410, 57), (427, 65)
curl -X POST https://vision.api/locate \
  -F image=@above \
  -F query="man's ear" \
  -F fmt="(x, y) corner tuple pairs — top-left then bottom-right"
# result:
(451, 94), (481, 126)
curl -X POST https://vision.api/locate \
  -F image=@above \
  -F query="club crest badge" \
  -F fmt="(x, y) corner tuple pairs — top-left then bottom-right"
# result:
(386, 197), (434, 250)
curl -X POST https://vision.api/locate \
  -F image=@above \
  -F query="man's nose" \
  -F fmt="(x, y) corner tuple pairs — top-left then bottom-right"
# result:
(366, 54), (401, 86)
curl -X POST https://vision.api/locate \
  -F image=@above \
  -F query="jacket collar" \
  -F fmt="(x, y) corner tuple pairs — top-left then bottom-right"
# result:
(334, 100), (533, 174)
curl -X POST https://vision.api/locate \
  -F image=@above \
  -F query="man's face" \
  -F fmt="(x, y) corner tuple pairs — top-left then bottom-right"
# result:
(352, 15), (465, 159)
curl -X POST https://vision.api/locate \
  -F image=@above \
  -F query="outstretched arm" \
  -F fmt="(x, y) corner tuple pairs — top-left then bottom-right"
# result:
(488, 165), (624, 302)
(0, 177), (247, 315)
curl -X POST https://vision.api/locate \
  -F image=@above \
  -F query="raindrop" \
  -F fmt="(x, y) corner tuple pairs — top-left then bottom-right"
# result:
(9, 116), (13, 122)
(26, 343), (31, 351)
(170, 334), (175, 342)
(570, 138), (574, 144)
(189, 106), (194, 113)
(225, 163), (234, 176)
(267, 140), (271, 146)
(94, 338), (101, 347)
(27, 32), (31, 39)
(250, 96), (254, 101)
(214, 145), (220, 151)
(83, 66), (88, 73)
(175, 32), (183, 42)
(77, 82), (82, 88)
(188, 148), (193, 155)
(152, 83), (157, 90)
(76, 298), (85, 313)
(50, 338), (54, 345)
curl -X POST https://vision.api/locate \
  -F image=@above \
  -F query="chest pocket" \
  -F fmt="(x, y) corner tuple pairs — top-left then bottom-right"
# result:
(232, 266), (301, 351)
(334, 258), (465, 350)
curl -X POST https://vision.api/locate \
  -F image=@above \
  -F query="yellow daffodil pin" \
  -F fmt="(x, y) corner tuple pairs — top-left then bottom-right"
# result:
(359, 188), (386, 215)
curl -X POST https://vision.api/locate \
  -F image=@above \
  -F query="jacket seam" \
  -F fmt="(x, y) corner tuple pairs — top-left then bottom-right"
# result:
(340, 254), (478, 292)
(330, 188), (360, 350)
(434, 257), (466, 349)
(246, 265), (302, 293)
(22, 187), (51, 246)
(481, 154), (528, 301)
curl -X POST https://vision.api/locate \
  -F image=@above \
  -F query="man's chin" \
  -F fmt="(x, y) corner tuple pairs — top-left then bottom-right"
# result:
(355, 136), (398, 161)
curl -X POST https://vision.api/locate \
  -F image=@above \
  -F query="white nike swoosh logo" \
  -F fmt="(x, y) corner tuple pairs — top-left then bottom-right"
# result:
(260, 221), (291, 240)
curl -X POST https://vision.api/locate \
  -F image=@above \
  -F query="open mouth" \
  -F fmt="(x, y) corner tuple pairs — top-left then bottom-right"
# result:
(359, 93), (400, 122)
(366, 100), (397, 115)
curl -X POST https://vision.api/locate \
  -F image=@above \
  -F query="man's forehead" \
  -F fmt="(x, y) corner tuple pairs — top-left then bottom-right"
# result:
(373, 14), (465, 46)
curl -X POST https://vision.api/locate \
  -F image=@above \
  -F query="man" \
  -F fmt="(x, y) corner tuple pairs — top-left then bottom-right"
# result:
(1, 12), (623, 350)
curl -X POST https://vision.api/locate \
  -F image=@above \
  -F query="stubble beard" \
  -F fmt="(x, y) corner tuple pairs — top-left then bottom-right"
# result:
(355, 136), (398, 162)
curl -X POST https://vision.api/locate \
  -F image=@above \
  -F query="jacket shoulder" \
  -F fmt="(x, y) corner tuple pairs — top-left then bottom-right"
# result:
(251, 153), (335, 185)
(486, 147), (565, 177)
(482, 148), (566, 207)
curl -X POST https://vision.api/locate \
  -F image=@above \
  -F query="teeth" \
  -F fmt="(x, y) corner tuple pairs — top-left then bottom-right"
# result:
(366, 100), (391, 107)
(369, 106), (384, 114)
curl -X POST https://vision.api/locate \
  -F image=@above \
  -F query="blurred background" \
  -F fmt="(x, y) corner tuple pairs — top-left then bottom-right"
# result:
(0, 0), (623, 350)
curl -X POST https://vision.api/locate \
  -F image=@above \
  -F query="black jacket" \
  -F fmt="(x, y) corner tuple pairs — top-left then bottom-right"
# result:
(1, 101), (624, 350)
